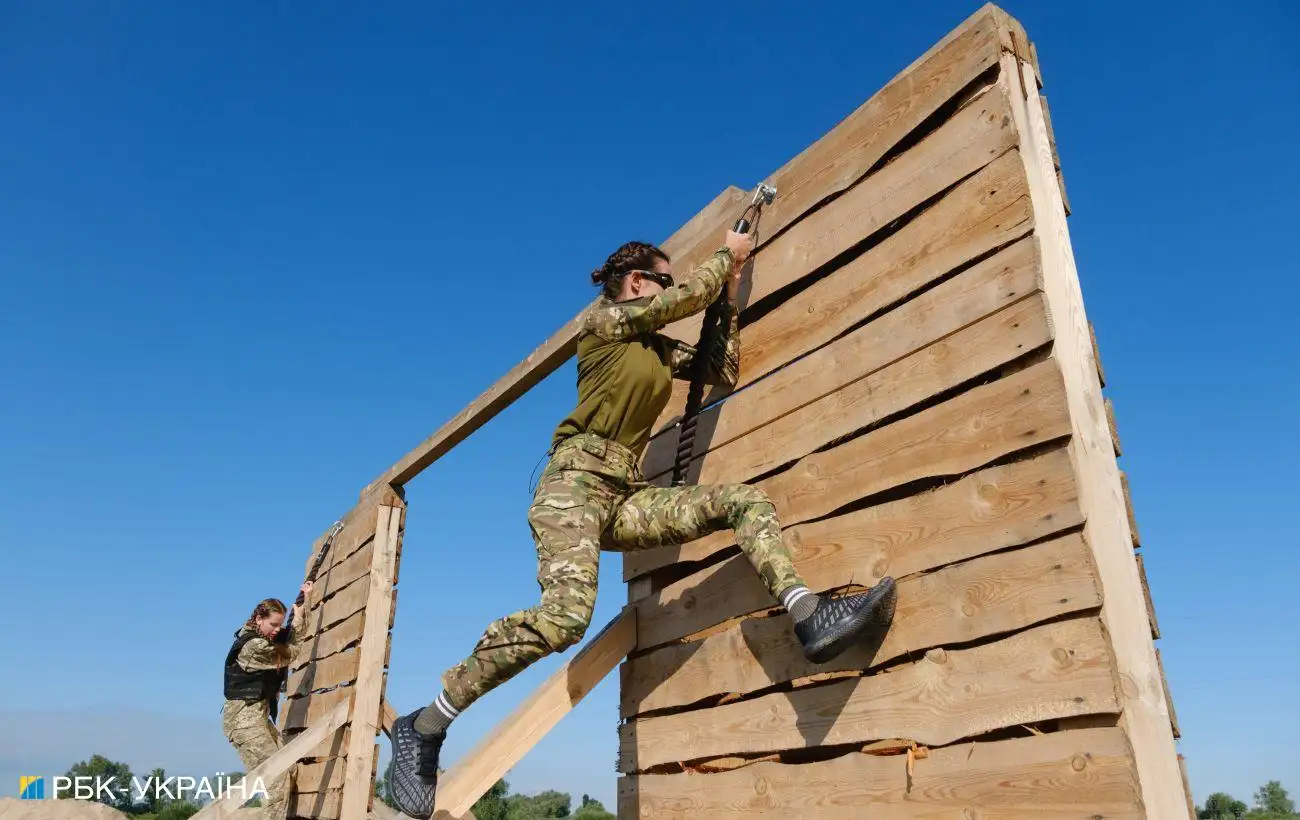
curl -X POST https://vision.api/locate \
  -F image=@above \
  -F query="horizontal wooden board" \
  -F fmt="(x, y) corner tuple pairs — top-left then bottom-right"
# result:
(623, 531), (1098, 717)
(652, 81), (1022, 432)
(747, 5), (1013, 248)
(299, 727), (351, 762)
(649, 142), (1035, 444)
(618, 727), (1142, 819)
(303, 485), (402, 583)
(643, 223), (1040, 481)
(286, 647), (362, 699)
(618, 617), (1118, 772)
(630, 437), (1077, 582)
(288, 787), (353, 820)
(283, 685), (354, 732)
(309, 573), (373, 635)
(292, 610), (365, 671)
(635, 358), (1072, 649)
(654, 291), (1052, 497)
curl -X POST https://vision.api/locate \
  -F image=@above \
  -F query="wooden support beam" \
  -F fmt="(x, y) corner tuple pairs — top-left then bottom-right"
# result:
(1003, 51), (1188, 818)
(361, 186), (747, 494)
(432, 609), (637, 819)
(340, 503), (403, 820)
(192, 700), (351, 820)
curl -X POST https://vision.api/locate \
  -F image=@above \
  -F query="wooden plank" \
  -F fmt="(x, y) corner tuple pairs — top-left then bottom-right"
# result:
(191, 700), (351, 820)
(303, 485), (403, 584)
(649, 80), (1022, 434)
(1040, 92), (1071, 215)
(286, 648), (361, 699)
(654, 291), (1052, 497)
(300, 727), (351, 762)
(291, 610), (365, 671)
(632, 441), (1077, 582)
(619, 727), (1142, 819)
(618, 617), (1118, 772)
(287, 787), (351, 820)
(1179, 754), (1197, 820)
(1136, 553), (1160, 640)
(1156, 648), (1180, 738)
(306, 536), (377, 618)
(650, 123), (1033, 441)
(743, 4), (1012, 252)
(1089, 320), (1105, 387)
(362, 185), (748, 494)
(284, 685), (355, 732)
(294, 756), (348, 794)
(341, 504), (403, 820)
(632, 356), (1071, 612)
(1106, 397), (1123, 456)
(433, 609), (637, 819)
(1121, 470), (1141, 547)
(623, 532), (1098, 717)
(1003, 51), (1187, 818)
(642, 225), (1041, 480)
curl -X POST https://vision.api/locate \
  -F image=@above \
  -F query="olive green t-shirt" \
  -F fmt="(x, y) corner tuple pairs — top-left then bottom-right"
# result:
(551, 249), (741, 458)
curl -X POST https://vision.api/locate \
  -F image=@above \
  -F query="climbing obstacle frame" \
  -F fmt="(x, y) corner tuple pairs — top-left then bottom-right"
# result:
(207, 5), (1191, 819)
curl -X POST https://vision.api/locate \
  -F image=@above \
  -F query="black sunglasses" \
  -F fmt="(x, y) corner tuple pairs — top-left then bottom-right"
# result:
(632, 270), (674, 289)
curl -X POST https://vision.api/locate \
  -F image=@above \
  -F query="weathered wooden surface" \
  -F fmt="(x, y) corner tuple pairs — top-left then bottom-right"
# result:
(622, 532), (1097, 717)
(619, 727), (1142, 819)
(642, 226), (1042, 480)
(619, 617), (1117, 772)
(1002, 51), (1186, 817)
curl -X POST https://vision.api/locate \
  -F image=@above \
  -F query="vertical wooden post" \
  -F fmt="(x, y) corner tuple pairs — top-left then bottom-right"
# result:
(1003, 51), (1188, 818)
(340, 502), (403, 820)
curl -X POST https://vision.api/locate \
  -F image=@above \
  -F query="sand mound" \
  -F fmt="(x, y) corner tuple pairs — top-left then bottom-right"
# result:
(0, 798), (130, 820)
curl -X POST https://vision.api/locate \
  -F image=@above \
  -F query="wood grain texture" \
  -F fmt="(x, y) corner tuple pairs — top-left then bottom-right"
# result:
(290, 610), (365, 672)
(283, 685), (355, 732)
(622, 531), (1097, 717)
(738, 4), (1010, 254)
(641, 224), (1041, 482)
(619, 727), (1141, 819)
(433, 609), (637, 818)
(286, 648), (362, 699)
(633, 358), (1072, 632)
(658, 292), (1052, 499)
(619, 617), (1118, 772)
(287, 787), (355, 820)
(1157, 648), (1180, 739)
(362, 185), (748, 493)
(650, 82), (1022, 434)
(1003, 52), (1187, 818)
(1136, 553), (1159, 640)
(192, 701), (351, 820)
(294, 744), (376, 794)
(650, 131), (1033, 445)
(1105, 397), (1122, 457)
(302, 485), (403, 586)
(341, 504), (403, 820)
(1121, 470), (1141, 547)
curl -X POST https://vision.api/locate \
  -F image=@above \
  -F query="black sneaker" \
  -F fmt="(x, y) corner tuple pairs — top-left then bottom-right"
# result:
(794, 577), (897, 664)
(388, 709), (444, 819)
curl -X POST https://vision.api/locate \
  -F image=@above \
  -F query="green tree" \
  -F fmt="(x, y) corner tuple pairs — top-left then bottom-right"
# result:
(375, 759), (397, 809)
(505, 788), (570, 819)
(1198, 792), (1247, 819)
(472, 779), (510, 820)
(1254, 781), (1296, 815)
(64, 754), (135, 812)
(154, 801), (200, 820)
(573, 794), (615, 819)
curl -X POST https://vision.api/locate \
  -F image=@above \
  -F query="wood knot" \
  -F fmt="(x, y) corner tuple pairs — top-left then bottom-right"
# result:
(925, 648), (948, 664)
(1071, 754), (1087, 772)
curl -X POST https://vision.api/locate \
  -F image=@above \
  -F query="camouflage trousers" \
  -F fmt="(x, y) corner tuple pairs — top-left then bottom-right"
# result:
(441, 433), (807, 710)
(222, 699), (288, 820)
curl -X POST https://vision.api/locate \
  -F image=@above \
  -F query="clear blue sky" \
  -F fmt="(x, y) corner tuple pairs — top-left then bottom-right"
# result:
(2, 0), (1297, 811)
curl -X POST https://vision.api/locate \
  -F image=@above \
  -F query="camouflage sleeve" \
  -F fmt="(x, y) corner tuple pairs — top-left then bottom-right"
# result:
(665, 305), (740, 387)
(584, 248), (734, 341)
(236, 636), (292, 672)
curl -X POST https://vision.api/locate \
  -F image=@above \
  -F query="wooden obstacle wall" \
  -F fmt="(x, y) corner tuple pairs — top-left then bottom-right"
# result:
(280, 486), (406, 820)
(616, 5), (1190, 818)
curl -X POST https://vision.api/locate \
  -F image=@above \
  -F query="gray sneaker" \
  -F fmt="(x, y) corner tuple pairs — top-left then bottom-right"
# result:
(388, 709), (443, 819)
(794, 577), (897, 664)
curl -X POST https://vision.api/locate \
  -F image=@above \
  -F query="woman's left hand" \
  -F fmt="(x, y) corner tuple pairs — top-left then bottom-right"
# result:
(300, 581), (314, 600)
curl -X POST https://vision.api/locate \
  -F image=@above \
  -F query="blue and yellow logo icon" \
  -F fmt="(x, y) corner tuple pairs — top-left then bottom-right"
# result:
(20, 777), (44, 800)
